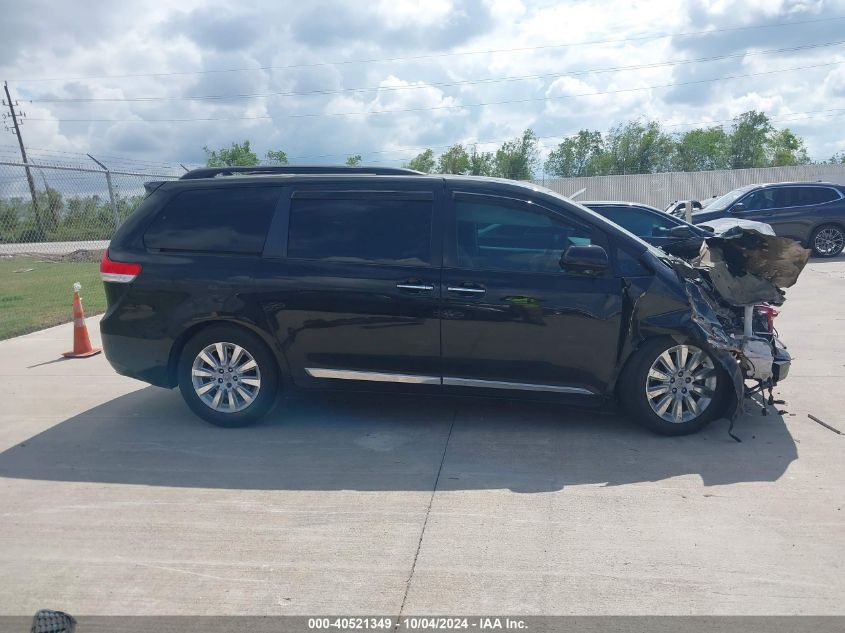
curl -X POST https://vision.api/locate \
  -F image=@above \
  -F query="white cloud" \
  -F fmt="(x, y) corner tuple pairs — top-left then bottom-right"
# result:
(1, 0), (843, 169)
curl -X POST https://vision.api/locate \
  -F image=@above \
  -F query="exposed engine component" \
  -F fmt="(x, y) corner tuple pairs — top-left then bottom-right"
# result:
(739, 337), (775, 382)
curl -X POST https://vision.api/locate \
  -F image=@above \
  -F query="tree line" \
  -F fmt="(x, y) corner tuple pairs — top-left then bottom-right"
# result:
(204, 111), (844, 180)
(405, 111), (824, 179)
(0, 188), (144, 243)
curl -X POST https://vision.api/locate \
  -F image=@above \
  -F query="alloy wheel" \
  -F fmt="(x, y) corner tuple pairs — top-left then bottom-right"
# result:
(191, 342), (261, 412)
(814, 227), (844, 256)
(645, 344), (717, 424)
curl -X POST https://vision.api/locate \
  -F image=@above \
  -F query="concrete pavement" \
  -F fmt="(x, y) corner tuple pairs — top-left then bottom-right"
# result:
(0, 240), (109, 257)
(0, 257), (843, 615)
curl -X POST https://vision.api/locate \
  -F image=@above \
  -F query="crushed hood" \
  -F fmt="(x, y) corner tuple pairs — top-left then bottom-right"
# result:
(696, 217), (776, 236)
(690, 226), (810, 306)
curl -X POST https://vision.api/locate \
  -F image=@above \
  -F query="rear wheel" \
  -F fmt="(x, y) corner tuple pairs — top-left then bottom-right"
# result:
(811, 224), (844, 258)
(619, 338), (728, 436)
(177, 326), (279, 427)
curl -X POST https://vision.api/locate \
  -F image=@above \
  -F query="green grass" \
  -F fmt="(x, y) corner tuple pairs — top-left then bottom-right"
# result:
(0, 256), (105, 340)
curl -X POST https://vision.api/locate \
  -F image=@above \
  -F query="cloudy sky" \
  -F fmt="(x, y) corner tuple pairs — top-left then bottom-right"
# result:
(2, 0), (845, 173)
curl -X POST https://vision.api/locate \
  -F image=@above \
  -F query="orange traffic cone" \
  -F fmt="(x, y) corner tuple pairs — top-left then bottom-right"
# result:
(62, 282), (102, 358)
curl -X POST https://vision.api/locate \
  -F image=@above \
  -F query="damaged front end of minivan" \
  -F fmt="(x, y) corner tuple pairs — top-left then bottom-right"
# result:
(621, 226), (809, 432)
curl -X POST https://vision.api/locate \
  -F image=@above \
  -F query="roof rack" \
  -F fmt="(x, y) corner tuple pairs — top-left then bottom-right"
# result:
(180, 165), (423, 179)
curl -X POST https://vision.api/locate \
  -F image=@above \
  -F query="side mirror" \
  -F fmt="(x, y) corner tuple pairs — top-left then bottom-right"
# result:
(560, 244), (609, 275)
(730, 202), (747, 213)
(669, 225), (693, 238)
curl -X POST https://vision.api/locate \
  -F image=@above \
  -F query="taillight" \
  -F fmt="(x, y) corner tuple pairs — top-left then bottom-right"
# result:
(100, 250), (142, 283)
(754, 304), (779, 333)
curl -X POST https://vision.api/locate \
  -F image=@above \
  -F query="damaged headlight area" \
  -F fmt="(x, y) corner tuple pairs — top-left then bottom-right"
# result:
(663, 226), (809, 422)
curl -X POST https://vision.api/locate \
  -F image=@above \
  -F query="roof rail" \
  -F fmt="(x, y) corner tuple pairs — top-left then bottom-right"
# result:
(180, 165), (423, 179)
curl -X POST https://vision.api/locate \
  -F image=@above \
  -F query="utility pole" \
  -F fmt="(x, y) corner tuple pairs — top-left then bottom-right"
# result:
(3, 81), (43, 238)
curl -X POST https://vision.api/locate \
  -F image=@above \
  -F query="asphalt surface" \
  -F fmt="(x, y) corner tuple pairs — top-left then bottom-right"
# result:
(0, 256), (843, 616)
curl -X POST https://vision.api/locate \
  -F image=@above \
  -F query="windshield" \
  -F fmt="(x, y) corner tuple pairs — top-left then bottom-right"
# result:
(698, 186), (753, 212)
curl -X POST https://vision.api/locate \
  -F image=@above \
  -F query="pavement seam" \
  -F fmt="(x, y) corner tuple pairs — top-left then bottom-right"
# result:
(396, 402), (457, 622)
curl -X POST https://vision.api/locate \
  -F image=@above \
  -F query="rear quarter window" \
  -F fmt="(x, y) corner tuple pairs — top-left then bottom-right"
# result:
(144, 186), (281, 254)
(807, 187), (841, 204)
(769, 186), (841, 208)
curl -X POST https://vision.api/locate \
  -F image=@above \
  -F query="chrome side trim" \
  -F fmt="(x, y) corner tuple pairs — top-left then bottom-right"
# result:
(304, 368), (596, 394)
(443, 377), (595, 395)
(305, 368), (441, 385)
(447, 286), (486, 294)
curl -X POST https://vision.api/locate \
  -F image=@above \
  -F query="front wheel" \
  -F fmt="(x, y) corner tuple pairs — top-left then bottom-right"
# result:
(618, 339), (728, 436)
(177, 325), (279, 427)
(811, 224), (844, 258)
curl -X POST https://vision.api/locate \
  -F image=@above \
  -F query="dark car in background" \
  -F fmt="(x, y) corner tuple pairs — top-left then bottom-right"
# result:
(690, 182), (845, 257)
(665, 199), (703, 217)
(583, 201), (711, 258)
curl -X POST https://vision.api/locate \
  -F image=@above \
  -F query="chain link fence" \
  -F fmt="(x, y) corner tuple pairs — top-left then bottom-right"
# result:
(0, 160), (179, 251)
(0, 160), (178, 339)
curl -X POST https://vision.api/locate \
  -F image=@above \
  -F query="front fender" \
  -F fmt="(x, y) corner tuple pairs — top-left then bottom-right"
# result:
(611, 272), (743, 419)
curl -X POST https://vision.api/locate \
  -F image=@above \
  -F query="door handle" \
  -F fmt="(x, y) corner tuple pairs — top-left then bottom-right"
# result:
(396, 282), (434, 291)
(447, 284), (486, 296)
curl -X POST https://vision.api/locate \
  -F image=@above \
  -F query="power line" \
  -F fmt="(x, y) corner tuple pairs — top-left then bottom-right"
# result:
(9, 15), (845, 83)
(27, 60), (845, 123)
(5, 106), (840, 169)
(25, 39), (845, 104)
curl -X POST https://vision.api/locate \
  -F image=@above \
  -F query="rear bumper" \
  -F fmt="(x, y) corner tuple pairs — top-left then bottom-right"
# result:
(101, 330), (175, 388)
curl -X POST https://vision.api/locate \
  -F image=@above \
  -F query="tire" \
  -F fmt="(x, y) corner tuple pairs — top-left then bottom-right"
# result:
(177, 325), (279, 427)
(810, 224), (844, 258)
(618, 338), (729, 436)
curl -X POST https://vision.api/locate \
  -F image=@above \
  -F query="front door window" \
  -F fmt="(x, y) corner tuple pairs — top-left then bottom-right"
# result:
(455, 200), (595, 273)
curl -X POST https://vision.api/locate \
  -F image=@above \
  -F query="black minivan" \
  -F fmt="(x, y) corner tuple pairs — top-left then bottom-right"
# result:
(100, 166), (791, 436)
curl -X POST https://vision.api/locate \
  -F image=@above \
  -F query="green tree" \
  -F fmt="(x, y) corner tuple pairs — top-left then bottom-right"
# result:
(767, 128), (810, 166)
(468, 145), (495, 176)
(0, 200), (19, 242)
(827, 152), (845, 164)
(437, 144), (471, 174)
(601, 120), (674, 175)
(729, 111), (773, 169)
(544, 130), (604, 177)
(494, 129), (540, 179)
(672, 127), (730, 171)
(203, 141), (259, 167)
(265, 149), (289, 165)
(406, 149), (436, 173)
(345, 154), (362, 166)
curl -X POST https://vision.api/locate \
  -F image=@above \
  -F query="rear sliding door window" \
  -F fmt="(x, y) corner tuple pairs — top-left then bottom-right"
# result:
(144, 187), (281, 254)
(287, 196), (433, 266)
